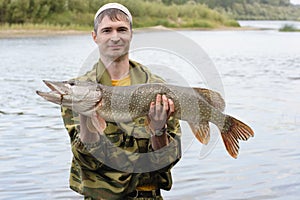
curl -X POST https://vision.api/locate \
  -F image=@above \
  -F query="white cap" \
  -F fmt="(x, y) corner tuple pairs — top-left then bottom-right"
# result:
(94, 3), (132, 24)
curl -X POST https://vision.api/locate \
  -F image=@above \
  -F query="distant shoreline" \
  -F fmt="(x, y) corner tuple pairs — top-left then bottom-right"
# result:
(0, 29), (91, 38)
(0, 25), (264, 38)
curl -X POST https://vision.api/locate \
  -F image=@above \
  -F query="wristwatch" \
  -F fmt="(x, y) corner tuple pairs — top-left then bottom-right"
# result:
(152, 125), (167, 136)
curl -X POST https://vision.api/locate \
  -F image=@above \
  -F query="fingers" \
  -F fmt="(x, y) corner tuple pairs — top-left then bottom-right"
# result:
(91, 112), (106, 134)
(152, 94), (171, 114)
(168, 98), (175, 118)
(155, 94), (162, 114)
(150, 94), (170, 116)
(162, 94), (169, 112)
(148, 94), (174, 131)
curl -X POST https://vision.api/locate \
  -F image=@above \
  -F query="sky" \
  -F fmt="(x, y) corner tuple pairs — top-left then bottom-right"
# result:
(290, 0), (300, 4)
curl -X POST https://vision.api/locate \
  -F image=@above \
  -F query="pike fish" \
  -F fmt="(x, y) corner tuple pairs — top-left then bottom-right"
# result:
(36, 80), (254, 158)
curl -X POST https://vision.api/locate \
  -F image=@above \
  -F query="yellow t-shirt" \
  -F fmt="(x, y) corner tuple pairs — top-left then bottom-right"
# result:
(111, 74), (131, 86)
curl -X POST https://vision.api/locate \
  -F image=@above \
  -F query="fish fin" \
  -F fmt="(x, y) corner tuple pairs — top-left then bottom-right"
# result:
(220, 115), (254, 159)
(193, 88), (225, 111)
(188, 122), (210, 145)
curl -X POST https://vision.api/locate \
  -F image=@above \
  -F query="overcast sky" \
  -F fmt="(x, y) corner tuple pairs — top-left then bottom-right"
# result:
(290, 0), (300, 4)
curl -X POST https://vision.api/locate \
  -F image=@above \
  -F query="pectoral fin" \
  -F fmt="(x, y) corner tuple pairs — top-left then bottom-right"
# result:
(188, 121), (210, 145)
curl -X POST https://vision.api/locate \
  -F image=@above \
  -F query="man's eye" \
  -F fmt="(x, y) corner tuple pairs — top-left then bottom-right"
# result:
(119, 28), (128, 32)
(102, 29), (111, 33)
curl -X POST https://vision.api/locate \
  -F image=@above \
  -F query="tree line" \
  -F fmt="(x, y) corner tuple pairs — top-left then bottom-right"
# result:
(0, 0), (238, 28)
(158, 0), (300, 20)
(0, 0), (299, 28)
(194, 0), (300, 20)
(0, 0), (97, 25)
(160, 0), (291, 6)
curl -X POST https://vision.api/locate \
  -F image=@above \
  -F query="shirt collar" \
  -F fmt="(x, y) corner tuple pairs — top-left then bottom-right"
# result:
(95, 59), (148, 85)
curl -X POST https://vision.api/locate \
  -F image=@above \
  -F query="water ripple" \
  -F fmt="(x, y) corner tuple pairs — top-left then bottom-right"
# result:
(1, 29), (300, 199)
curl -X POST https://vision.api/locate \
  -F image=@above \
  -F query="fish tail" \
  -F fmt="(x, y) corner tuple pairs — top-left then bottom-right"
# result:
(220, 115), (254, 159)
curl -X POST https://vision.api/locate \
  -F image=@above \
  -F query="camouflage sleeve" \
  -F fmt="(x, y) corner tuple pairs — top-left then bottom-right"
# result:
(61, 107), (102, 169)
(62, 107), (141, 199)
(131, 116), (181, 190)
(164, 117), (181, 190)
(139, 65), (182, 190)
(61, 107), (138, 171)
(152, 117), (181, 191)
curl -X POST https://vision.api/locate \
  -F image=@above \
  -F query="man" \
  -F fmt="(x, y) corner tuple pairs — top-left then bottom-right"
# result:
(61, 3), (181, 200)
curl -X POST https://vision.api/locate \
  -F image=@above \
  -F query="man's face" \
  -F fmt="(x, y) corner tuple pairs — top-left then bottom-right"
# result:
(93, 15), (132, 61)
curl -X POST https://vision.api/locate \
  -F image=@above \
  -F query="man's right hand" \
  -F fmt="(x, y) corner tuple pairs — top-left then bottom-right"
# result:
(79, 113), (106, 143)
(90, 112), (106, 134)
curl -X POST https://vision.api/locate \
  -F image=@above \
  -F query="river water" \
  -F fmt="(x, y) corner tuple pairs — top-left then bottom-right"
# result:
(0, 22), (299, 199)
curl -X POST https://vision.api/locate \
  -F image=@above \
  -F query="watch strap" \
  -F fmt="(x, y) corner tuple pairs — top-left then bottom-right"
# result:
(152, 125), (167, 136)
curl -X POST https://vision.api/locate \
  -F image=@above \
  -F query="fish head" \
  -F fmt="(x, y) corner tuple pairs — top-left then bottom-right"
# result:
(36, 80), (103, 116)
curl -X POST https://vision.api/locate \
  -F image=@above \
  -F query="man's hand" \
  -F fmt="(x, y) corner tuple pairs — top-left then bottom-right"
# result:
(148, 94), (175, 134)
(148, 94), (174, 150)
(80, 112), (106, 143)
(90, 112), (107, 134)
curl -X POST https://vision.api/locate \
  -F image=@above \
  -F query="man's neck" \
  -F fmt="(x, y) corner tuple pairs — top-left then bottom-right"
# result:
(101, 55), (130, 80)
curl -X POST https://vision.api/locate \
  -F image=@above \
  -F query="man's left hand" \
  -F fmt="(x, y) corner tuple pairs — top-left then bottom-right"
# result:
(147, 94), (174, 133)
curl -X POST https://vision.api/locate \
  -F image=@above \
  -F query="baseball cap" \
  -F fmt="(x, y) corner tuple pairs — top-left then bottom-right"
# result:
(94, 3), (132, 24)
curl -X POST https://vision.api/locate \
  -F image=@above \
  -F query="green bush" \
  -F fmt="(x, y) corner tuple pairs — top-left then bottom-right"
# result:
(279, 24), (300, 32)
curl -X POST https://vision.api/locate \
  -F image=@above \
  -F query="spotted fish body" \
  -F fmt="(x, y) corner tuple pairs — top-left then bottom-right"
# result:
(37, 80), (254, 158)
(99, 83), (222, 123)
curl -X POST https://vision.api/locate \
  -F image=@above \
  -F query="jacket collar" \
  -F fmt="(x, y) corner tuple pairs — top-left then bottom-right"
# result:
(95, 59), (149, 85)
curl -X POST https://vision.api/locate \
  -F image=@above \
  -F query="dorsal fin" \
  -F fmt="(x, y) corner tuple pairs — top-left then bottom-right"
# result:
(193, 88), (225, 111)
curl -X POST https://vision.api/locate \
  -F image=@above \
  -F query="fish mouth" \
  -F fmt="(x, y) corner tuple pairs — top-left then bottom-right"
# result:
(36, 80), (103, 109)
(42, 80), (70, 94)
(36, 80), (70, 105)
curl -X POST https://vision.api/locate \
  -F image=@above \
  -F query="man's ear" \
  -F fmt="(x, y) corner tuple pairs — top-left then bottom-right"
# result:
(92, 31), (97, 42)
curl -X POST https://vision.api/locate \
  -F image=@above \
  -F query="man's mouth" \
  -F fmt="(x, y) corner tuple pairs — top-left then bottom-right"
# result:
(109, 45), (123, 49)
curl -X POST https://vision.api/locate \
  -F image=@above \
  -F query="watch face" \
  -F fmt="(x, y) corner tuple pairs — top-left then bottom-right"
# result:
(155, 130), (164, 136)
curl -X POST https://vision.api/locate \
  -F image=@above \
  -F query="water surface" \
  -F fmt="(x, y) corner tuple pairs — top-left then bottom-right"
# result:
(0, 25), (299, 199)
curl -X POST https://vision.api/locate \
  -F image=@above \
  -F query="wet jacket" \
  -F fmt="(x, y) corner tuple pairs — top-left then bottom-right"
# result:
(61, 60), (181, 200)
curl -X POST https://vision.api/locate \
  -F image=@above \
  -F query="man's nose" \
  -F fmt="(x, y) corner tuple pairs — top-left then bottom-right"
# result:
(110, 31), (120, 42)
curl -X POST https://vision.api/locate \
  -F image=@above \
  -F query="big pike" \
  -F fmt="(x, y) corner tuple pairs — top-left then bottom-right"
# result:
(36, 80), (254, 158)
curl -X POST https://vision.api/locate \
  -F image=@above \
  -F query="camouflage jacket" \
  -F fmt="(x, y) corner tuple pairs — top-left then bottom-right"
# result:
(61, 60), (181, 200)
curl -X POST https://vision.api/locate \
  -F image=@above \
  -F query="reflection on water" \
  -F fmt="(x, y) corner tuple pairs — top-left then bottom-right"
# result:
(0, 27), (299, 199)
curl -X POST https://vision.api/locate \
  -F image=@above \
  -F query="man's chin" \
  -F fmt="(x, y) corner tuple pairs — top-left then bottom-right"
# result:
(107, 53), (128, 61)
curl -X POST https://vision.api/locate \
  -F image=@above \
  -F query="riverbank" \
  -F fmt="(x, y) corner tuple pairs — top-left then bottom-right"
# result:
(0, 29), (92, 38)
(0, 25), (264, 38)
(3, 20), (300, 38)
(0, 23), (92, 38)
